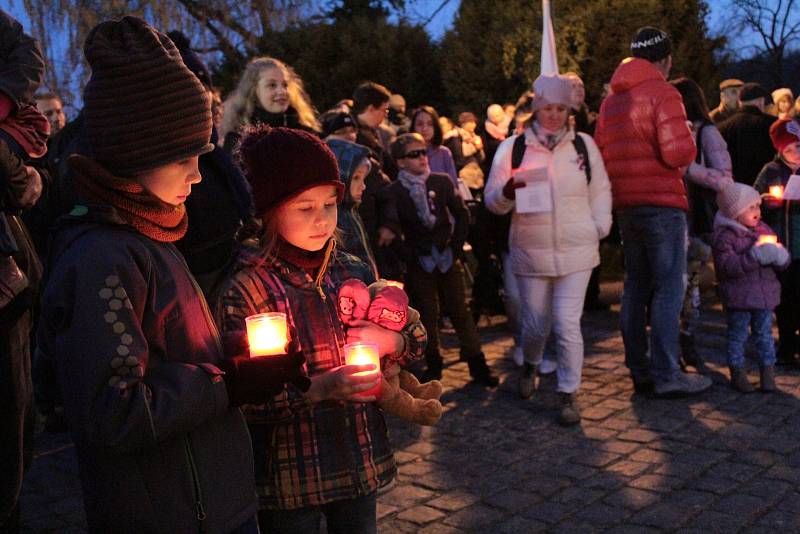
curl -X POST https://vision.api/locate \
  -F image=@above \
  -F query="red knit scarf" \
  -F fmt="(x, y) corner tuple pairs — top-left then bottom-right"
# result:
(276, 238), (327, 274)
(69, 155), (188, 242)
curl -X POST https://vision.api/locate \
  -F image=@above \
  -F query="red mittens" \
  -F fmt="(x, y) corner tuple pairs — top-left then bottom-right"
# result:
(367, 286), (409, 332)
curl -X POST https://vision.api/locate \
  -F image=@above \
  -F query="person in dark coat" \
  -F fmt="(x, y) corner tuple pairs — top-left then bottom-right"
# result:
(353, 82), (404, 280)
(386, 133), (498, 387)
(709, 79), (743, 124)
(718, 82), (777, 184)
(36, 18), (303, 533)
(0, 9), (45, 530)
(754, 118), (800, 366)
(327, 138), (378, 277)
(167, 31), (254, 302)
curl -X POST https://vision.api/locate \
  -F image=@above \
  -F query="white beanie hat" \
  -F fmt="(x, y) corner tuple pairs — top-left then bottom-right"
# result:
(717, 182), (761, 219)
(531, 75), (574, 113)
(772, 87), (794, 104)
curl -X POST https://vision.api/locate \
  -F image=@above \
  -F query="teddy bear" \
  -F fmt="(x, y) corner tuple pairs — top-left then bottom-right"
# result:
(338, 278), (443, 426)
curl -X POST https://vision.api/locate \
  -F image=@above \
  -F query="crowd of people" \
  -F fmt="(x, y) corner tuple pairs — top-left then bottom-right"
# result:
(2, 10), (800, 534)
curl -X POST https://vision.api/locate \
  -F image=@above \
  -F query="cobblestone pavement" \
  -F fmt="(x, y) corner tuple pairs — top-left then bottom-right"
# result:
(19, 283), (800, 533)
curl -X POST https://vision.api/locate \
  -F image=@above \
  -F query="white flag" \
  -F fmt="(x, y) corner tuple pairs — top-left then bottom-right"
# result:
(541, 0), (558, 76)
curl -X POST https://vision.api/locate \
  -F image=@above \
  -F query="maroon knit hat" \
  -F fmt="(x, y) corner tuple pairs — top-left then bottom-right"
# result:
(237, 125), (343, 216)
(82, 16), (213, 176)
(769, 118), (800, 154)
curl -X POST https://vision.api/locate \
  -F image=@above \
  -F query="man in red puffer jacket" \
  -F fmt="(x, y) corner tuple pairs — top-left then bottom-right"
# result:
(595, 26), (712, 398)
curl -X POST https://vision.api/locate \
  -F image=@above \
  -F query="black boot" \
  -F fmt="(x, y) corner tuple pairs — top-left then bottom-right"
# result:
(680, 332), (709, 373)
(760, 365), (776, 392)
(467, 354), (498, 388)
(729, 366), (755, 393)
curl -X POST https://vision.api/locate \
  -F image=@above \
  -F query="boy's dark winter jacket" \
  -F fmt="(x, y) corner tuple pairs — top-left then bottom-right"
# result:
(326, 138), (377, 276)
(37, 205), (257, 533)
(384, 172), (469, 262)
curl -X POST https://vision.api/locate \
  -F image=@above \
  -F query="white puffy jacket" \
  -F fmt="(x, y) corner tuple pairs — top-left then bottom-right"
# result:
(484, 128), (613, 277)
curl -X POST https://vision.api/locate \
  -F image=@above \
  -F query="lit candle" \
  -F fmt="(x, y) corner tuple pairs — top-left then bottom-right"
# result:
(245, 312), (288, 357)
(757, 234), (778, 246)
(344, 341), (382, 400)
(385, 280), (404, 290)
(769, 185), (784, 199)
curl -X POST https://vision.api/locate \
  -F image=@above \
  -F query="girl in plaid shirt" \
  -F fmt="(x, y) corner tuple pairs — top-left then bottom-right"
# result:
(216, 125), (426, 533)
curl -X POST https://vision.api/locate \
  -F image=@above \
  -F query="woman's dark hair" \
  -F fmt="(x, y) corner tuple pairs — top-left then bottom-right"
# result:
(410, 105), (443, 146)
(670, 77), (711, 124)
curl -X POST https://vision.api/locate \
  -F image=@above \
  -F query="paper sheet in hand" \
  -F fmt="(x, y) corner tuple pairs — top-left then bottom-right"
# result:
(783, 175), (800, 200)
(514, 167), (551, 214)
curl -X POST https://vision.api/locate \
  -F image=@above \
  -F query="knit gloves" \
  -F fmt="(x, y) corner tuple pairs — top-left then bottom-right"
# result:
(750, 242), (790, 266)
(502, 177), (526, 200)
(217, 332), (310, 407)
(774, 244), (790, 266)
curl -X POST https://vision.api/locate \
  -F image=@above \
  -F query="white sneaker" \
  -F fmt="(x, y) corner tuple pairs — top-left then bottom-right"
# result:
(654, 371), (712, 398)
(538, 358), (557, 375)
(512, 346), (524, 366)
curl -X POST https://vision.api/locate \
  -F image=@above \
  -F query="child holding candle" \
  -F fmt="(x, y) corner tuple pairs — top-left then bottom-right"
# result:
(754, 118), (800, 366)
(712, 183), (790, 392)
(216, 125), (427, 533)
(35, 18), (288, 533)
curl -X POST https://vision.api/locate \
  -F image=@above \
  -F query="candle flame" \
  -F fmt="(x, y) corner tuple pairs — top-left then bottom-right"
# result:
(246, 313), (288, 357)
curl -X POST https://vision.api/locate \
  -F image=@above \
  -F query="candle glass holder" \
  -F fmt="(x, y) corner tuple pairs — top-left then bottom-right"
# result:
(344, 341), (382, 400)
(757, 234), (778, 246)
(769, 185), (784, 200)
(245, 312), (288, 357)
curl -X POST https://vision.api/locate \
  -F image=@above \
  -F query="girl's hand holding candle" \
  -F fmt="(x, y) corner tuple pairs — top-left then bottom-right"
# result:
(343, 341), (382, 401)
(304, 359), (380, 403)
(756, 234), (778, 246)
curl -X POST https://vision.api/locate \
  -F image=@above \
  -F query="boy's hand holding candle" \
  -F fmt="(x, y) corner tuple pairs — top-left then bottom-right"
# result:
(217, 348), (309, 407)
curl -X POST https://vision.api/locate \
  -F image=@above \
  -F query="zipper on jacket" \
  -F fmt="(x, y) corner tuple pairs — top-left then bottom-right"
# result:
(312, 239), (336, 301)
(184, 436), (208, 530)
(166, 246), (224, 356)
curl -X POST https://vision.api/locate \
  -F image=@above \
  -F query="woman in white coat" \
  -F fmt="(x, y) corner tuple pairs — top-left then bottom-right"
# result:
(484, 74), (612, 426)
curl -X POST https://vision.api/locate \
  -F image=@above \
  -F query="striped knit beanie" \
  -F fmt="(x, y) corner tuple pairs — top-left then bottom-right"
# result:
(82, 17), (213, 176)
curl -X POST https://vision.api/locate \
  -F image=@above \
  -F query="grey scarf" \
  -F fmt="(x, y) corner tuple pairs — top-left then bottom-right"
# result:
(531, 120), (568, 151)
(398, 170), (437, 229)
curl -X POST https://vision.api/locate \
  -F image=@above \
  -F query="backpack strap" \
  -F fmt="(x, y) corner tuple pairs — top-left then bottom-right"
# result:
(511, 133), (527, 171)
(572, 133), (592, 184)
(694, 123), (707, 165)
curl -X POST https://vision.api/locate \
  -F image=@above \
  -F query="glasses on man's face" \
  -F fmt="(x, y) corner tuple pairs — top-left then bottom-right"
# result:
(401, 149), (427, 159)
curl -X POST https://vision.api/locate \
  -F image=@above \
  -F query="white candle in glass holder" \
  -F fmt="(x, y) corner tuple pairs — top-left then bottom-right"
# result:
(344, 341), (382, 399)
(245, 312), (288, 357)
